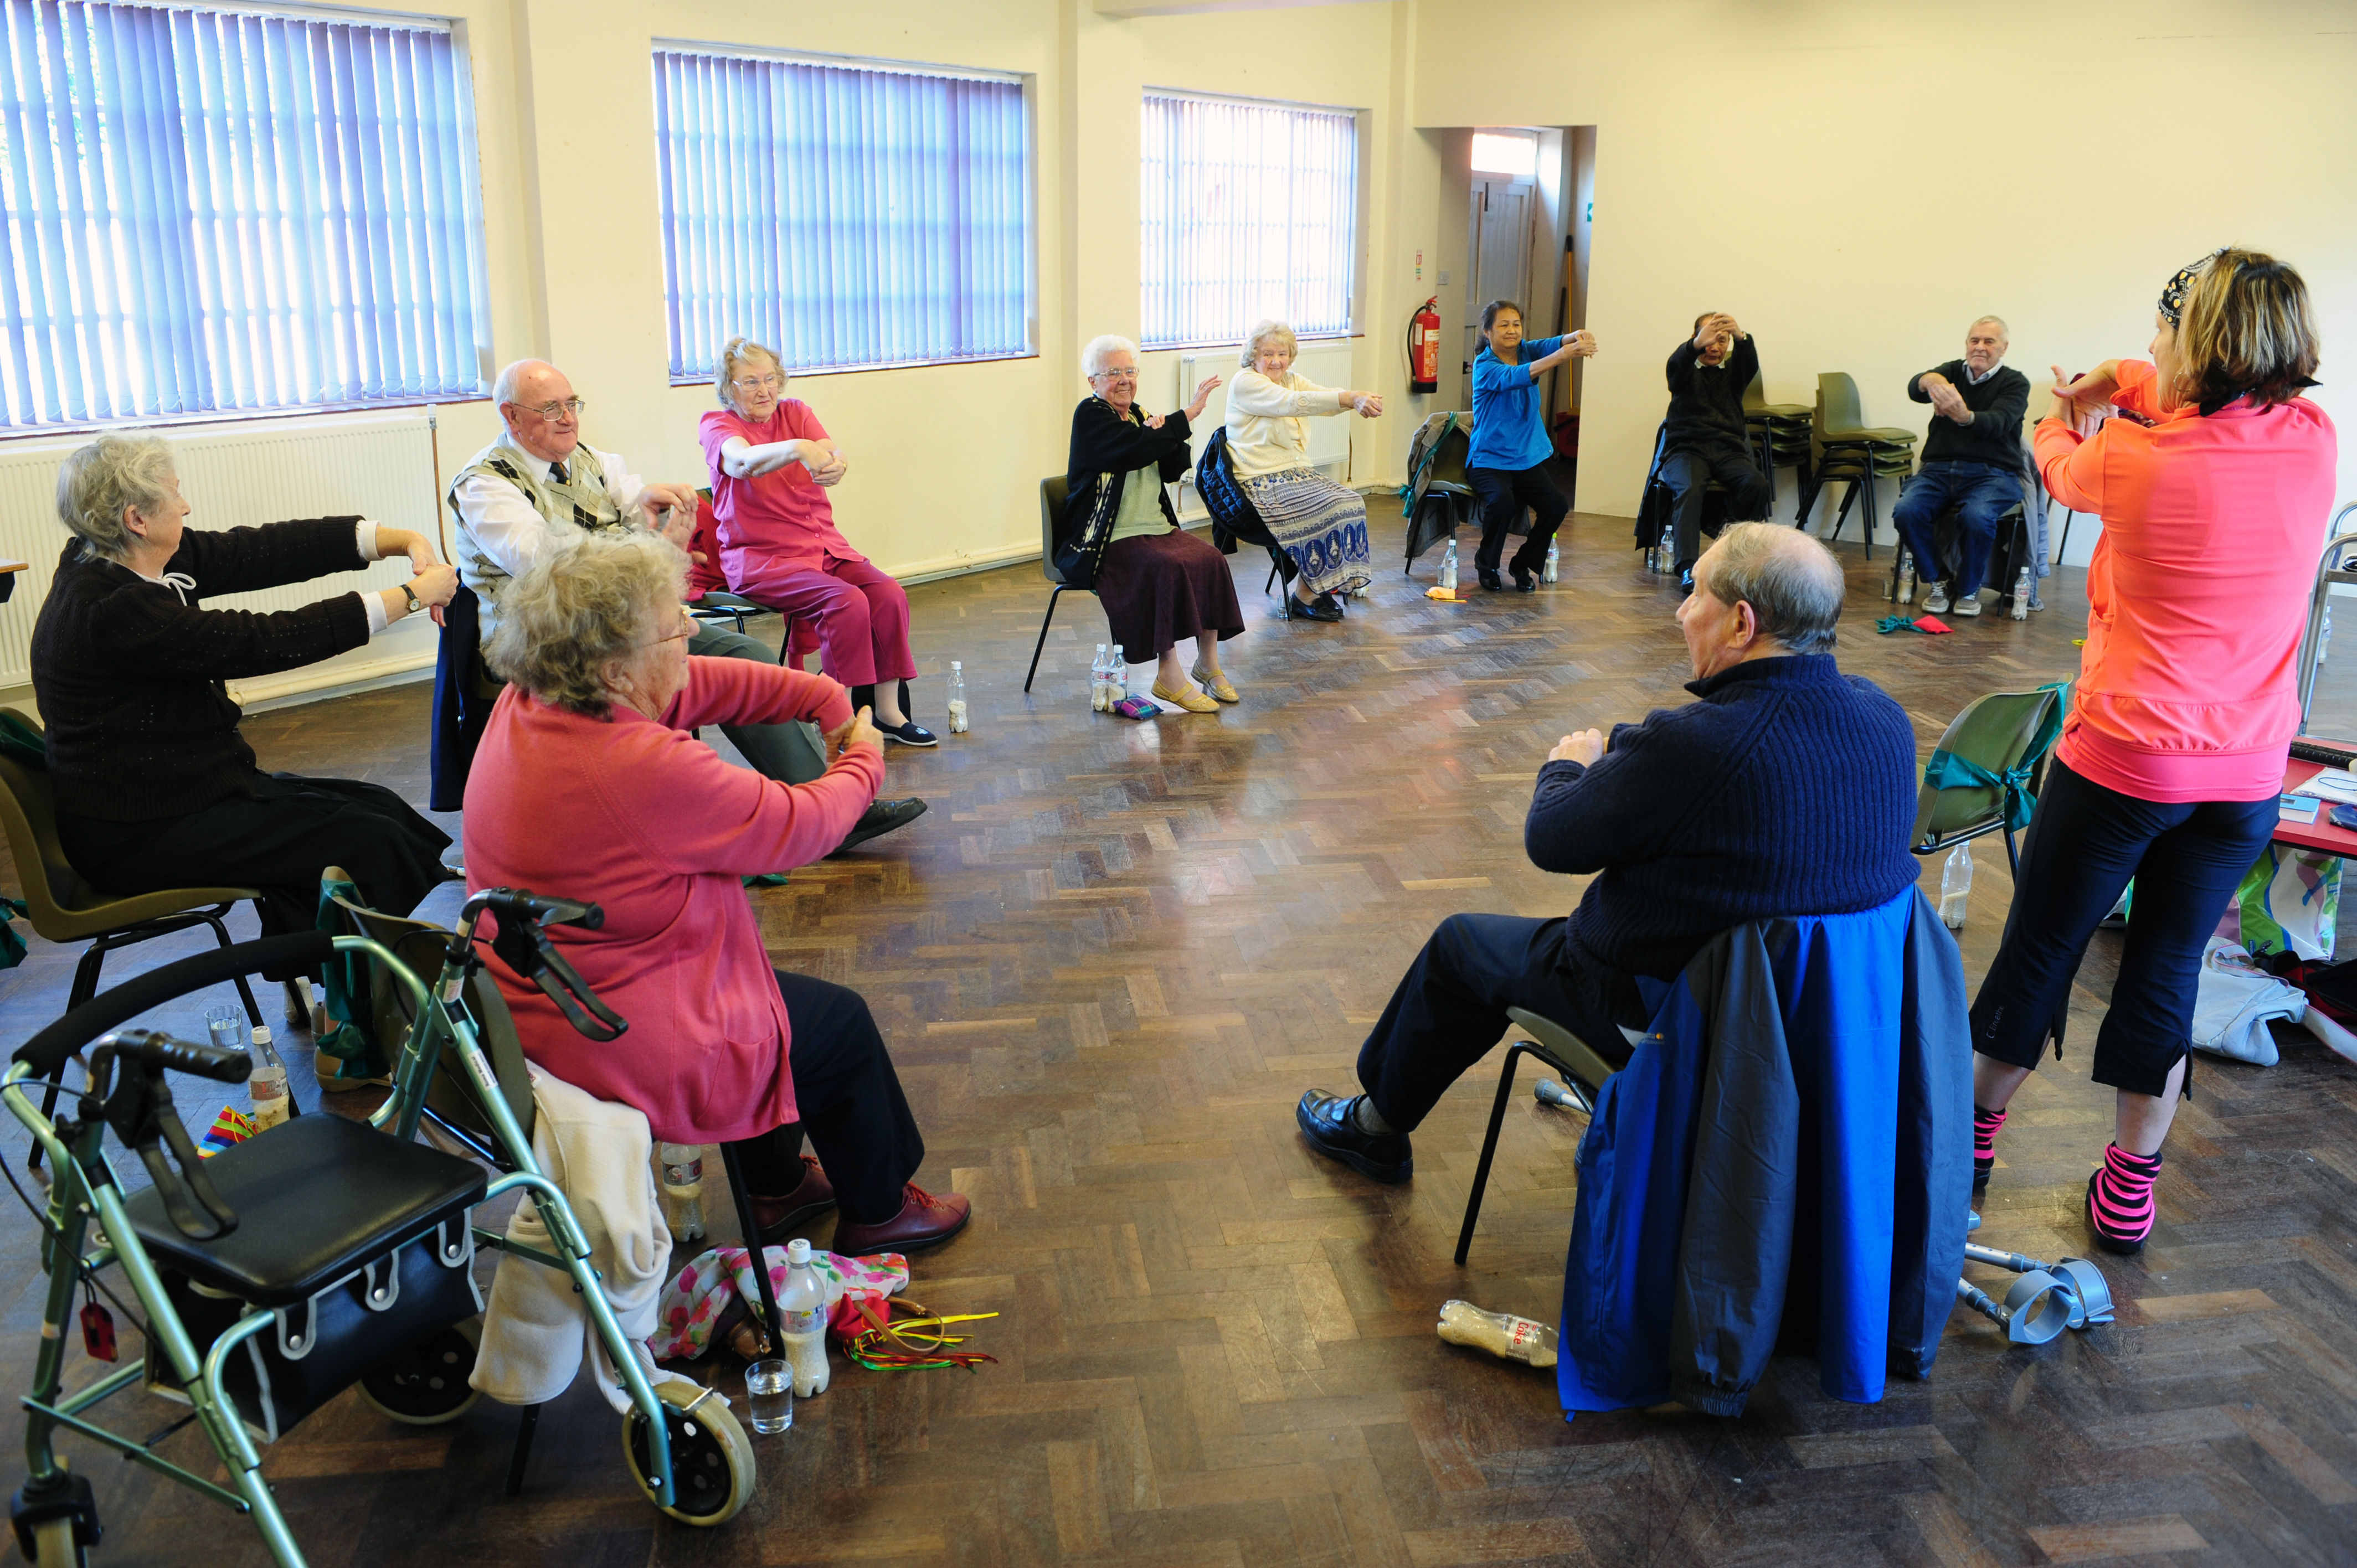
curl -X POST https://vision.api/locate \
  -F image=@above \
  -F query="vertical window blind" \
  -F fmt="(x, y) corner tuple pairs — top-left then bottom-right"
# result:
(1140, 91), (1357, 349)
(0, 1), (491, 430)
(654, 48), (1032, 378)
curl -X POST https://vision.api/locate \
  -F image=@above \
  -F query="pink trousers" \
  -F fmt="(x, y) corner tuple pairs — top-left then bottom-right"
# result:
(725, 551), (916, 687)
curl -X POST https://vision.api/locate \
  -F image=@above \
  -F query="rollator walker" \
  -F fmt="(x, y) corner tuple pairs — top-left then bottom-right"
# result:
(4, 889), (756, 1568)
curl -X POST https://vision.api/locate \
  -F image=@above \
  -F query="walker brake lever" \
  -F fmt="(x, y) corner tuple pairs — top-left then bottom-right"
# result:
(526, 933), (629, 1043)
(89, 1037), (239, 1241)
(476, 888), (628, 1041)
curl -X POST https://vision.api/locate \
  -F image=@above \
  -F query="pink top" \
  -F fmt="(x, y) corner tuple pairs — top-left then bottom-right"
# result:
(461, 657), (881, 1143)
(2037, 360), (2337, 803)
(698, 403), (863, 589)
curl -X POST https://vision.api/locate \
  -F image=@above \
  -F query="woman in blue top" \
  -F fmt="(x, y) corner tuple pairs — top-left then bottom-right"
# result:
(1467, 301), (1598, 591)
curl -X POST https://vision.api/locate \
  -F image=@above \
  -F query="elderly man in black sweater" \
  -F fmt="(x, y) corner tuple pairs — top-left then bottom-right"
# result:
(1890, 317), (2031, 617)
(1658, 311), (1774, 589)
(1298, 523), (1921, 1183)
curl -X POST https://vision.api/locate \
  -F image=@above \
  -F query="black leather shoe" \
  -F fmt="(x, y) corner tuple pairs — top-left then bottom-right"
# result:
(1477, 566), (1504, 593)
(1283, 593), (1344, 623)
(830, 797), (928, 856)
(1296, 1090), (1412, 1184)
(1510, 566), (1537, 592)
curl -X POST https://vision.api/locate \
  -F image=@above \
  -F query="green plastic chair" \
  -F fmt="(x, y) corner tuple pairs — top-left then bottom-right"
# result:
(1802, 372), (1917, 556)
(1912, 685), (2067, 878)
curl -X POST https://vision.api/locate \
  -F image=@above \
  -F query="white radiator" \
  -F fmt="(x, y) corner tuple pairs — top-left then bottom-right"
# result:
(1173, 338), (1356, 519)
(0, 410), (447, 706)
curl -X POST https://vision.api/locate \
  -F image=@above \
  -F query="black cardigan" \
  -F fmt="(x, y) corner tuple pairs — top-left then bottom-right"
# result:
(32, 518), (372, 823)
(1057, 398), (1192, 590)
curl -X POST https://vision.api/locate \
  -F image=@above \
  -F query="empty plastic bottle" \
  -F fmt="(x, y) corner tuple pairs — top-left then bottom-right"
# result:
(658, 1142), (707, 1244)
(1109, 644), (1129, 703)
(2011, 566), (2032, 621)
(946, 661), (969, 733)
(1435, 1300), (1558, 1368)
(776, 1239), (831, 1397)
(1542, 539), (1560, 584)
(1897, 551), (1917, 606)
(1939, 844), (1974, 930)
(1439, 539), (1459, 594)
(247, 1025), (290, 1132)
(1656, 524), (1674, 575)
(1090, 643), (1112, 712)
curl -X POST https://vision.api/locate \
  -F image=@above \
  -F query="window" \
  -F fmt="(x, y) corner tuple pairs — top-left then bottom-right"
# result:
(1470, 130), (1537, 179)
(0, 1), (491, 430)
(1140, 91), (1357, 350)
(653, 47), (1032, 378)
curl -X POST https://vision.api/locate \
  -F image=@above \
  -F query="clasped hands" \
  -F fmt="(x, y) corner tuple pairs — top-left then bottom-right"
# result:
(1918, 373), (1974, 425)
(1548, 728), (1606, 767)
(825, 704), (884, 760)
(375, 527), (456, 626)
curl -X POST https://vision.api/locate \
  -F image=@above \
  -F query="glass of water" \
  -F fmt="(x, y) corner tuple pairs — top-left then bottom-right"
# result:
(744, 1359), (792, 1435)
(202, 1002), (245, 1055)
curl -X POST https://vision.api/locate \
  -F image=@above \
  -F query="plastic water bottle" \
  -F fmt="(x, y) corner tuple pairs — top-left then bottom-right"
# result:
(946, 661), (969, 733)
(1435, 1300), (1558, 1368)
(1109, 644), (1129, 703)
(657, 1142), (707, 1245)
(246, 1025), (289, 1132)
(1090, 643), (1111, 711)
(1543, 539), (1560, 584)
(1897, 551), (1916, 606)
(1656, 524), (1674, 575)
(776, 1239), (831, 1398)
(1439, 539), (1458, 594)
(2011, 566), (2032, 621)
(1939, 844), (1974, 930)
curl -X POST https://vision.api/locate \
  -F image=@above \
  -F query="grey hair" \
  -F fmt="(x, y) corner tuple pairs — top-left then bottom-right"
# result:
(482, 530), (687, 718)
(1239, 318), (1299, 368)
(1081, 333), (1139, 381)
(490, 358), (535, 408)
(714, 336), (784, 410)
(55, 431), (178, 564)
(1969, 315), (2010, 340)
(1698, 522), (1845, 655)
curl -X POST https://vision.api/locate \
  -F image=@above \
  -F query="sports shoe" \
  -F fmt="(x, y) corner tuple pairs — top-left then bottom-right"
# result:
(1922, 583), (1951, 613)
(1953, 592), (1983, 617)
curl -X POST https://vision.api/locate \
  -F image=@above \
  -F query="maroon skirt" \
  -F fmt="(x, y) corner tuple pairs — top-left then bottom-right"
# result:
(1095, 528), (1246, 658)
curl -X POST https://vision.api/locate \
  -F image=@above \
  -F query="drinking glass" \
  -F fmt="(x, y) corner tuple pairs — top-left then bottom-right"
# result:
(202, 1002), (245, 1055)
(744, 1359), (792, 1435)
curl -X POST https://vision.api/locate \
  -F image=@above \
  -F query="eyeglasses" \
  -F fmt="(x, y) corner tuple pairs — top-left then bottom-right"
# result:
(515, 396), (585, 421)
(637, 611), (696, 649)
(732, 373), (782, 391)
(1092, 368), (1139, 380)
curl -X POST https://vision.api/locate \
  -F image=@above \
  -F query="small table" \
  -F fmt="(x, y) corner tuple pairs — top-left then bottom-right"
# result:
(0, 559), (24, 605)
(2275, 757), (2357, 854)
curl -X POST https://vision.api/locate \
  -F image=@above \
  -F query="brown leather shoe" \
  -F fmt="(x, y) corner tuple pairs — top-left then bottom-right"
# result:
(748, 1156), (836, 1245)
(832, 1182), (971, 1255)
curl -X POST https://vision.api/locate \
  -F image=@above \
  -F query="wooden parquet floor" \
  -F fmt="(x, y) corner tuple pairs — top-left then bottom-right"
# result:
(1, 506), (2353, 1566)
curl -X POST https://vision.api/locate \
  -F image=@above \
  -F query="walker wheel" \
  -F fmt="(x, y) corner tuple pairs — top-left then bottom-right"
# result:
(622, 1382), (755, 1526)
(358, 1317), (482, 1426)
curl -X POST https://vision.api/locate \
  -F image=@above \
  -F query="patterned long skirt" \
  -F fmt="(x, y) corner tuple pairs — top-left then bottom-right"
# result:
(1241, 466), (1372, 597)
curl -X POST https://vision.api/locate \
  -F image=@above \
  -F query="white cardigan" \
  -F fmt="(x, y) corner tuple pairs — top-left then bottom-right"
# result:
(1224, 369), (1347, 478)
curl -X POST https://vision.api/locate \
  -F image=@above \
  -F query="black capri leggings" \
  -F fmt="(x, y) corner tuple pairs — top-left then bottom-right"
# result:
(1466, 464), (1571, 576)
(1968, 756), (2274, 1098)
(727, 968), (925, 1226)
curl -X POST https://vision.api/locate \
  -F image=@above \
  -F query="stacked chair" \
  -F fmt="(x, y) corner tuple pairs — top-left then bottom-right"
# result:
(1800, 373), (1916, 558)
(1742, 375), (1813, 519)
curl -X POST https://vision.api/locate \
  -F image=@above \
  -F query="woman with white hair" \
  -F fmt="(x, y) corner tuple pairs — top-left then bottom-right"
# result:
(698, 336), (933, 746)
(1224, 319), (1382, 621)
(31, 430), (459, 988)
(1057, 334), (1242, 712)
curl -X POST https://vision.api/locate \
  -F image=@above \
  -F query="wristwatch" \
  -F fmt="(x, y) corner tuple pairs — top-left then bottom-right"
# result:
(400, 581), (423, 615)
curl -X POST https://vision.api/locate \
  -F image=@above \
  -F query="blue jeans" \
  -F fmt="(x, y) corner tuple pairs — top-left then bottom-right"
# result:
(1891, 461), (2022, 599)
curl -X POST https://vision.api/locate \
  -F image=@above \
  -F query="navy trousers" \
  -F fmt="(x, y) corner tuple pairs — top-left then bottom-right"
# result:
(1355, 913), (1632, 1130)
(1968, 758), (2275, 1098)
(1659, 443), (1771, 571)
(729, 968), (925, 1225)
(1891, 461), (2022, 599)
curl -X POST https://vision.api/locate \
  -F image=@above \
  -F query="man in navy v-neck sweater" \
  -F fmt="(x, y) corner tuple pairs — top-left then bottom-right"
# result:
(1298, 524), (1921, 1183)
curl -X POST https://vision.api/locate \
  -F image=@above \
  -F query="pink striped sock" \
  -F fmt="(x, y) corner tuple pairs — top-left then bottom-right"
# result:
(1972, 1105), (2006, 1190)
(2089, 1142), (2163, 1244)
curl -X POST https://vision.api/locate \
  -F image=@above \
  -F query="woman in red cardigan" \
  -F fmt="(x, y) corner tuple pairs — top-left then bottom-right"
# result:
(463, 530), (969, 1253)
(1969, 249), (2332, 1254)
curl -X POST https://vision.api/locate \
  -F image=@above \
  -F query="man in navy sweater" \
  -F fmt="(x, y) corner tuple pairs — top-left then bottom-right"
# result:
(1299, 524), (1921, 1183)
(1658, 311), (1774, 588)
(1890, 317), (2031, 617)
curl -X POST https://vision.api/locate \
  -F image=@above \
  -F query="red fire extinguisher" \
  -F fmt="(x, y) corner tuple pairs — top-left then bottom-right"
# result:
(1408, 297), (1440, 394)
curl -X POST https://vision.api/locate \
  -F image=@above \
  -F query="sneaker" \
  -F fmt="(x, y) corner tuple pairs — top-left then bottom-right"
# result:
(878, 719), (939, 747)
(1953, 592), (1983, 618)
(1922, 582), (1951, 613)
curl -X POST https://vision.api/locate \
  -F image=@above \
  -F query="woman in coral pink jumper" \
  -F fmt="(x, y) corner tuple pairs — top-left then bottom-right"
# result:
(464, 530), (969, 1253)
(698, 337), (934, 746)
(1969, 249), (2332, 1254)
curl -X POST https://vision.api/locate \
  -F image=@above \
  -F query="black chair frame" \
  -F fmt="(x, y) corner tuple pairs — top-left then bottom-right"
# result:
(1454, 1007), (1621, 1266)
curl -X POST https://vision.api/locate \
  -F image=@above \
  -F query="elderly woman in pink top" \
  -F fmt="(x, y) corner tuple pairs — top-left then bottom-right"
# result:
(1969, 249), (2331, 1256)
(698, 337), (933, 747)
(464, 530), (970, 1253)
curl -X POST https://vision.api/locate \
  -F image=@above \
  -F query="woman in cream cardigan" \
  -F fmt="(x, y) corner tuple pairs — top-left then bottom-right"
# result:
(1223, 319), (1382, 622)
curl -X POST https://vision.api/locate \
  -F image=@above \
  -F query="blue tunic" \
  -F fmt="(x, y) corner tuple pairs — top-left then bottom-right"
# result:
(1468, 336), (1562, 471)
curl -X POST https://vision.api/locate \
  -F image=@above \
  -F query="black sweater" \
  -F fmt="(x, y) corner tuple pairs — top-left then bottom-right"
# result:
(1908, 360), (2030, 472)
(1664, 334), (1759, 455)
(32, 519), (372, 823)
(1057, 398), (1192, 588)
(1528, 654), (1920, 1022)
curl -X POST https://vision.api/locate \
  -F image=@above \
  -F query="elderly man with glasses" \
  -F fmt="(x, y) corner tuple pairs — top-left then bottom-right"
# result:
(449, 358), (926, 852)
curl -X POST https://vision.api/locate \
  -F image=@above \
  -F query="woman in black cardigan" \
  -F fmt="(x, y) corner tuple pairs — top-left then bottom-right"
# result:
(1059, 335), (1244, 711)
(31, 432), (460, 988)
